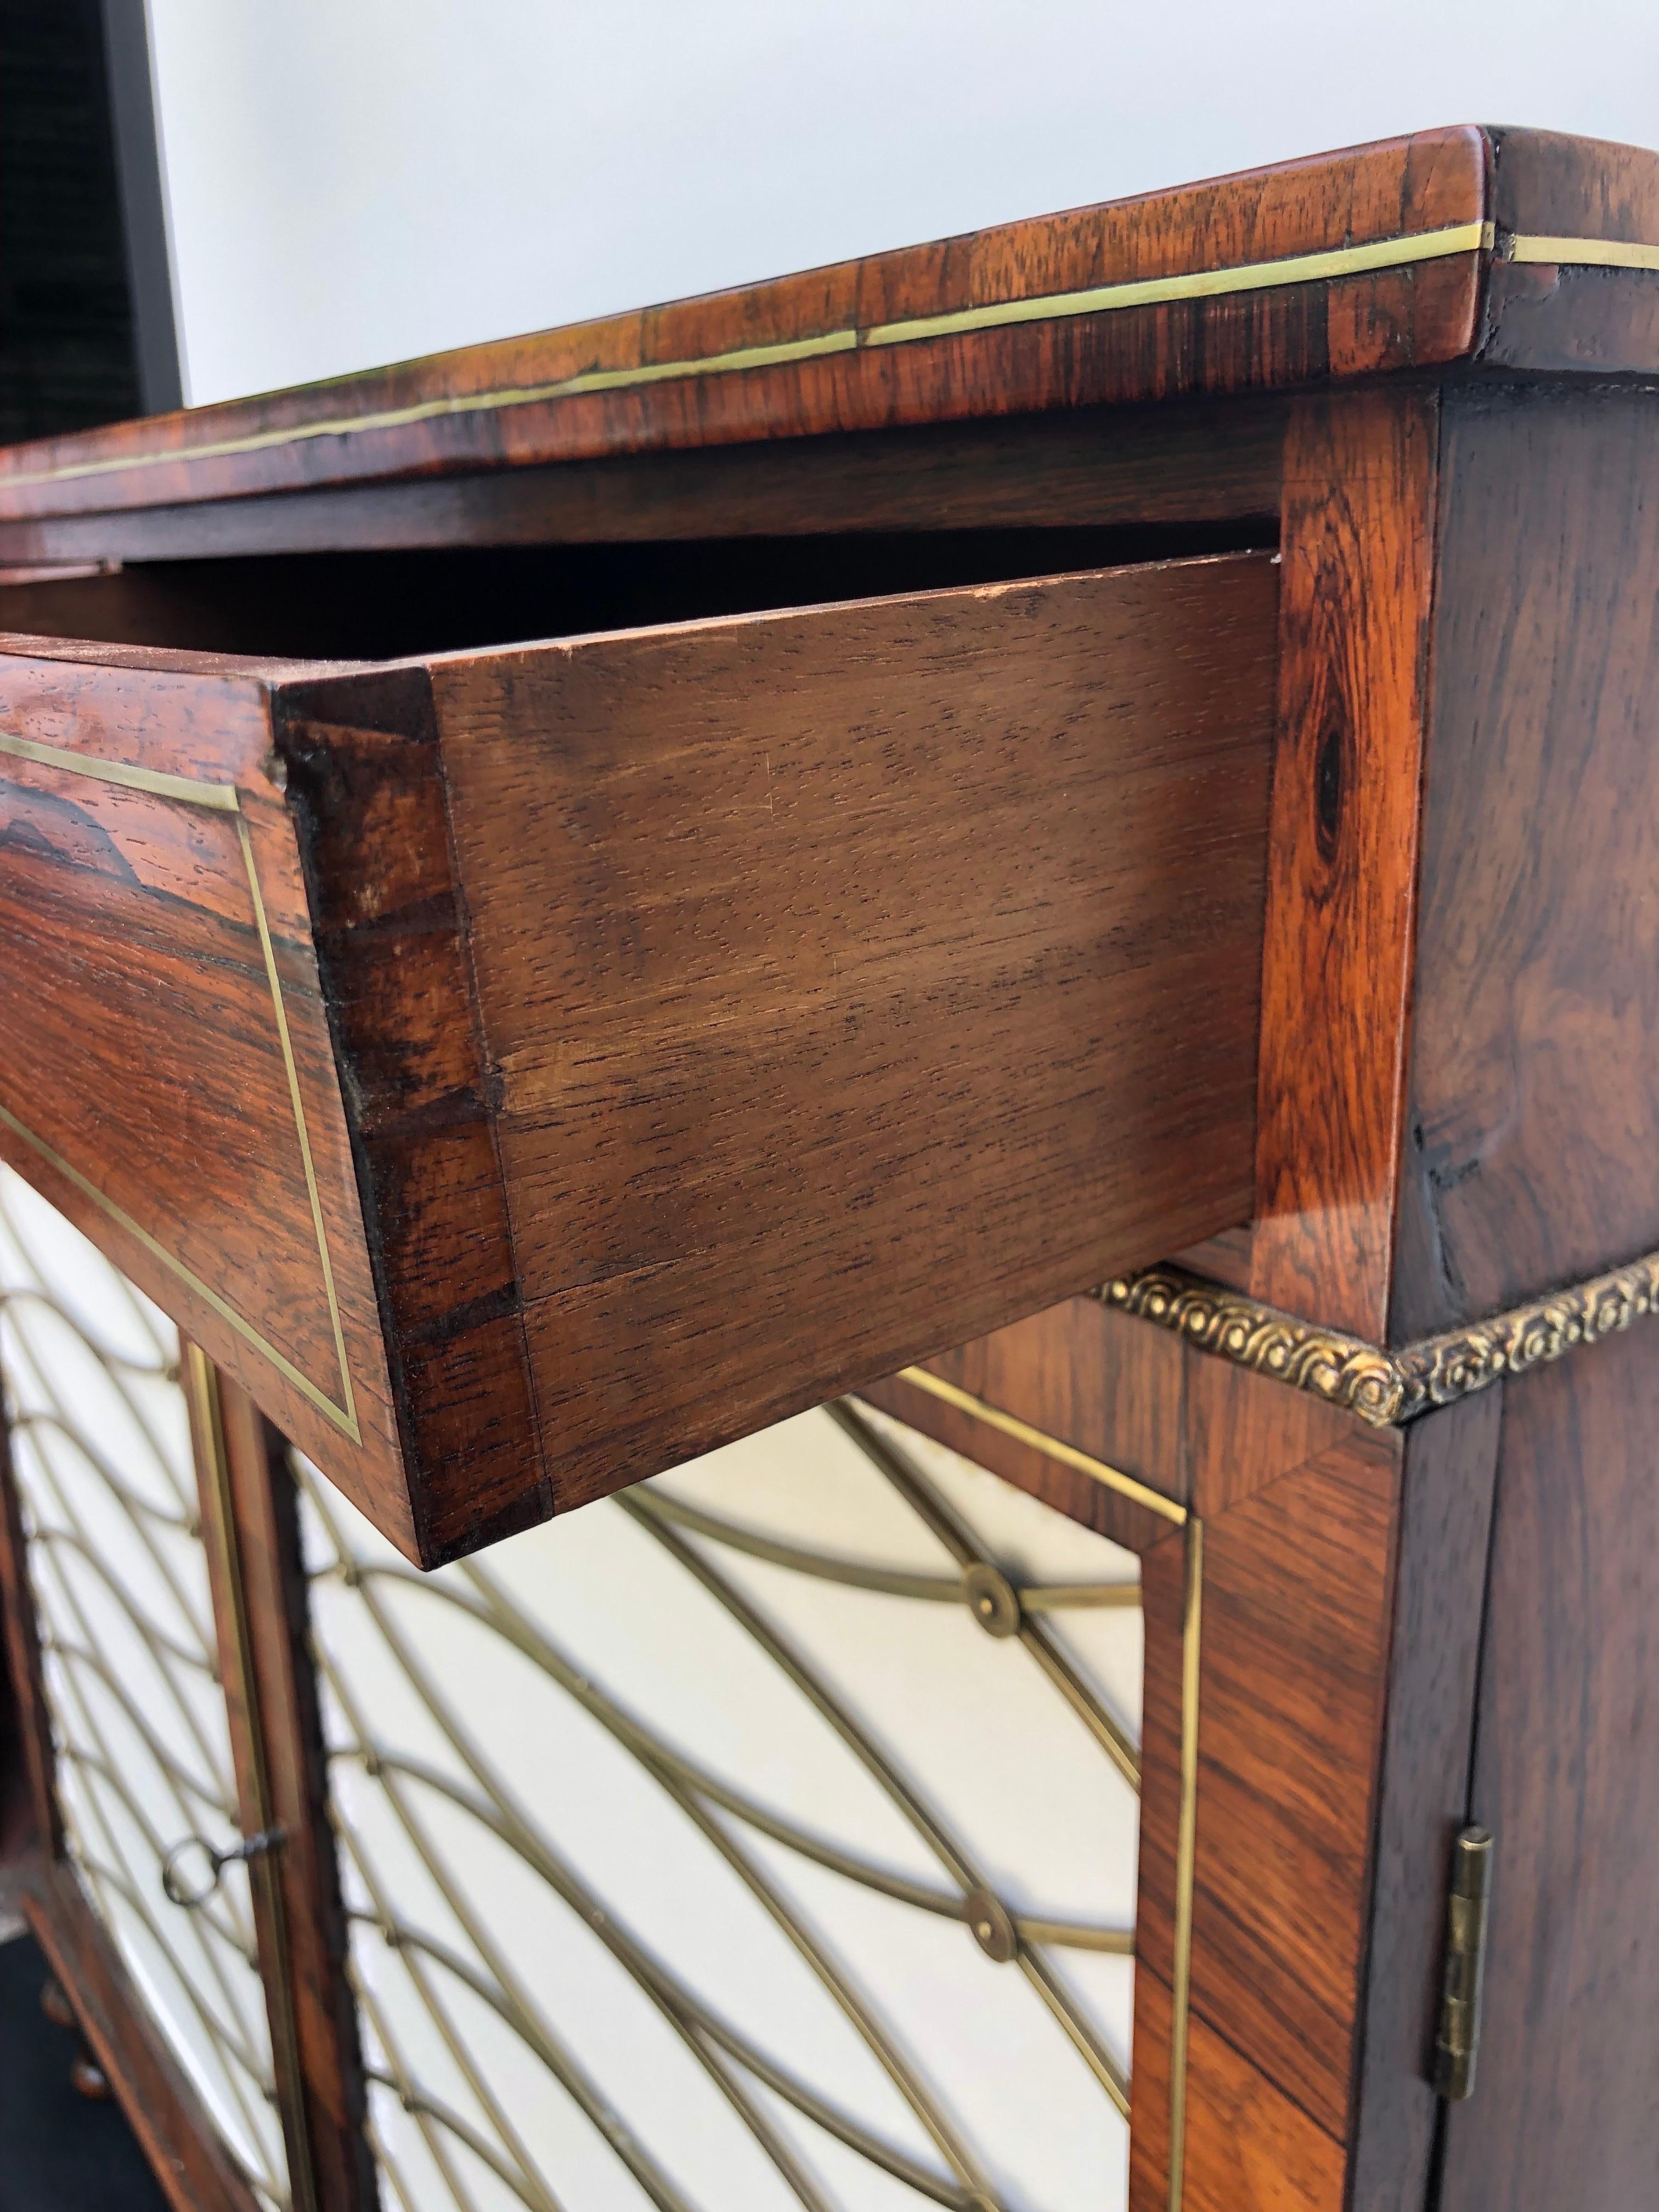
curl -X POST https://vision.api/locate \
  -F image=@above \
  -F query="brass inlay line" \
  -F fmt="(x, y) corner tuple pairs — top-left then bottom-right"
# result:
(231, 814), (358, 1440)
(863, 1378), (1198, 2196)
(1508, 233), (1659, 270)
(1104, 1246), (1659, 1426)
(864, 221), (1493, 347)
(1166, 1520), (1204, 2212)
(187, 1345), (319, 2212)
(0, 1106), (352, 1438)
(0, 729), (240, 809)
(0, 736), (359, 1440)
(2, 221), (1494, 493)
(893, 1365), (1188, 1525)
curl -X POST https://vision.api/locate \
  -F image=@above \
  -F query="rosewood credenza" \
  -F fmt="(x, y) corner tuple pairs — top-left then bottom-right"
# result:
(0, 123), (1654, 2212)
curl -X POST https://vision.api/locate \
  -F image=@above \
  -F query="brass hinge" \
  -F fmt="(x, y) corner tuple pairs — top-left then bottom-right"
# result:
(1432, 1825), (1494, 2100)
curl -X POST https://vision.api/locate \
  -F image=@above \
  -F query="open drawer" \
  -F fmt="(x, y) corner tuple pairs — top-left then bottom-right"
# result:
(0, 551), (1276, 1564)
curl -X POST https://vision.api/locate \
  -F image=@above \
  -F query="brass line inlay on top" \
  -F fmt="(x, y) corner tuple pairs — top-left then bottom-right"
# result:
(1, 219), (1497, 493)
(1167, 1517), (1204, 2212)
(1102, 1247), (1659, 1425)
(0, 729), (359, 1441)
(1506, 233), (1659, 271)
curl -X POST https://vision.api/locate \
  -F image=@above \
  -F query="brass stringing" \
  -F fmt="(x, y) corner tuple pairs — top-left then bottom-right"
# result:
(1, 222), (1500, 495)
(0, 731), (360, 1441)
(1102, 1248), (1659, 1425)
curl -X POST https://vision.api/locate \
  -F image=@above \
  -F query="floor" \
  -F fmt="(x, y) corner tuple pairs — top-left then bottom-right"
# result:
(0, 1928), (167, 2212)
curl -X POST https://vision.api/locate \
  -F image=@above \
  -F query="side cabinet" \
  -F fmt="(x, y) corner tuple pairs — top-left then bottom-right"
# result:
(3, 121), (1659, 2212)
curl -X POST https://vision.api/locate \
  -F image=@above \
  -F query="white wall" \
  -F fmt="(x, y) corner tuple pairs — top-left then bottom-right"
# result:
(146, 0), (1659, 409)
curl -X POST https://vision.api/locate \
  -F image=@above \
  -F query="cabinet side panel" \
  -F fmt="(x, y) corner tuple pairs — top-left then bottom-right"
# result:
(1392, 384), (1659, 1336)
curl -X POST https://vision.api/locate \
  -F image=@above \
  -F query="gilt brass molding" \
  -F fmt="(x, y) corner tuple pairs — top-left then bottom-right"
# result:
(1100, 1248), (1659, 1426)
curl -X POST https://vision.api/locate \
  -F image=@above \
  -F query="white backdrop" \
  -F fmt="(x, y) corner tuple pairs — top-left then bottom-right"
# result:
(143, 0), (1659, 408)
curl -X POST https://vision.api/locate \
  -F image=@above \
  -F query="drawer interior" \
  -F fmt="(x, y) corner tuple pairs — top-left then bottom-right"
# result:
(0, 517), (1272, 661)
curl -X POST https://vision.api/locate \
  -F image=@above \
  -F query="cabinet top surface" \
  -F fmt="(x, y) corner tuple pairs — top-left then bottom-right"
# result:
(1, 123), (1657, 526)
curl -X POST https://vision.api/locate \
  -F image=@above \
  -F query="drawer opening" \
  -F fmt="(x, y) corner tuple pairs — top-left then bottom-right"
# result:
(0, 517), (1273, 662)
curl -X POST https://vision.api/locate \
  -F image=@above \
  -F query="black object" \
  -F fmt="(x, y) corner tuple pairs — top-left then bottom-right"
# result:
(0, 0), (180, 446)
(0, 1929), (168, 2212)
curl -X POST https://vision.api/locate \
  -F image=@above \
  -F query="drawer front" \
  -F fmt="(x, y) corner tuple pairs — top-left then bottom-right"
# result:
(1, 555), (1276, 1563)
(0, 647), (411, 1550)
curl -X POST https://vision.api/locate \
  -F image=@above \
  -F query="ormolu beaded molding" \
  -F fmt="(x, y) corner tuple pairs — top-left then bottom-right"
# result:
(1099, 1248), (1659, 1426)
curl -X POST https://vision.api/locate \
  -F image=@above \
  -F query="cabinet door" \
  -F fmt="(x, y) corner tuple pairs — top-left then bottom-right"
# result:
(297, 1392), (1146, 2212)
(1436, 1335), (1659, 2211)
(0, 551), (1276, 1564)
(0, 1165), (292, 2209)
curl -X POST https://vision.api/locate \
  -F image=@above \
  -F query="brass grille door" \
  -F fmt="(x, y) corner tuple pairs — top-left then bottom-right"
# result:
(0, 1164), (293, 2211)
(301, 1397), (1143, 2212)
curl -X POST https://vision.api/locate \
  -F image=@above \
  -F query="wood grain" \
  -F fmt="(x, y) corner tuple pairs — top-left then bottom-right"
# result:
(0, 395), (1288, 572)
(1105, 1343), (1425, 2207)
(194, 1364), (374, 2212)
(24, 1857), (263, 2212)
(1348, 1389), (1502, 2212)
(275, 670), (549, 1560)
(1131, 1964), (1347, 2212)
(857, 1364), (1177, 1558)
(0, 645), (411, 1550)
(1183, 1333), (1361, 1522)
(1140, 1425), (1403, 2136)
(1392, 383), (1659, 1336)
(907, 1293), (1188, 1507)
(0, 551), (1274, 1565)
(858, 1285), (1191, 1552)
(434, 555), (1276, 1535)
(1482, 126), (1659, 374)
(1251, 387), (1439, 1339)
(0, 129), (1486, 522)
(1438, 1327), (1659, 2209)
(0, 1393), (58, 1857)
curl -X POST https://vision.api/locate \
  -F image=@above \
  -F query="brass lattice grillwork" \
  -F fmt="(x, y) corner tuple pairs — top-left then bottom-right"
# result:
(300, 1395), (1145, 2212)
(0, 1165), (292, 2212)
